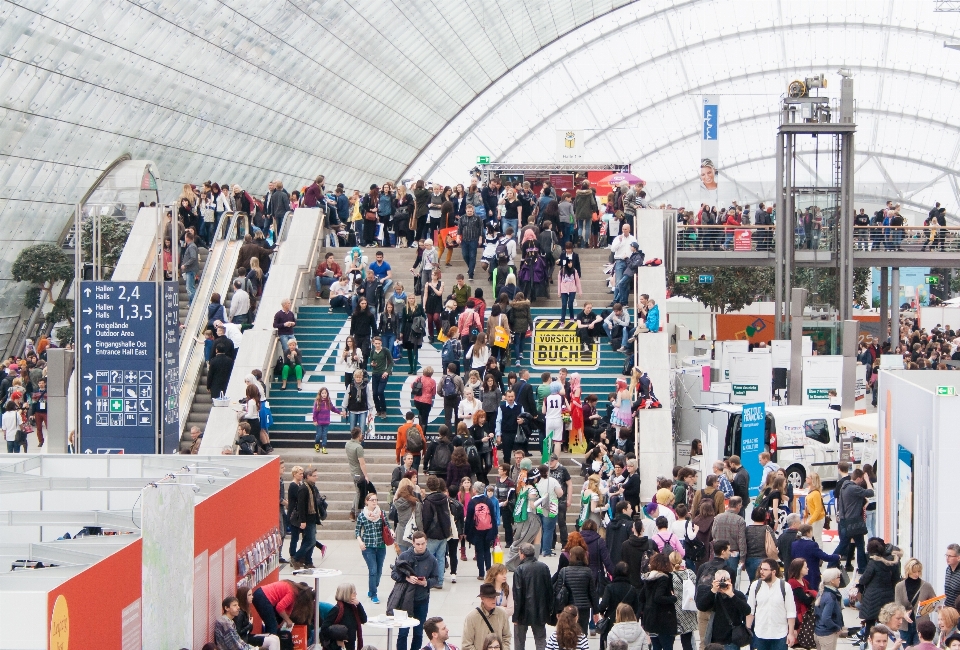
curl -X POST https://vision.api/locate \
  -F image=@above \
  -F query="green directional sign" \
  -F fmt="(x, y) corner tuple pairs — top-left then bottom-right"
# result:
(925, 275), (939, 285)
(733, 384), (759, 396)
(806, 388), (831, 400)
(937, 385), (955, 396)
(477, 156), (491, 164)
(676, 274), (691, 284)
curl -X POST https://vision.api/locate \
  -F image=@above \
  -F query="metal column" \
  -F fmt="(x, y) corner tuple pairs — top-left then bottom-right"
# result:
(775, 132), (785, 339)
(840, 320), (858, 417)
(784, 133), (795, 335)
(838, 132), (856, 320)
(891, 267), (900, 349)
(879, 267), (888, 345)
(788, 288), (808, 405)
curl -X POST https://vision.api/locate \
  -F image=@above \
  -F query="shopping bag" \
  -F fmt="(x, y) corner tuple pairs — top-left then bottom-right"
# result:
(492, 538), (504, 564)
(437, 328), (449, 343)
(493, 325), (510, 348)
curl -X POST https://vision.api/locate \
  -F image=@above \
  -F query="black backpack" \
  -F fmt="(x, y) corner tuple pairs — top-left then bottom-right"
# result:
(431, 442), (453, 473)
(412, 378), (423, 397)
(316, 493), (328, 522)
(682, 520), (706, 562)
(464, 437), (479, 464)
(495, 239), (510, 260)
(440, 374), (458, 398)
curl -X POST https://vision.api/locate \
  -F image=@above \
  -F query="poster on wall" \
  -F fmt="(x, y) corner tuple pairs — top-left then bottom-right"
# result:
(897, 445), (914, 559)
(741, 402), (766, 496)
(855, 364), (867, 415)
(556, 129), (585, 162)
(720, 340), (750, 380)
(727, 352), (772, 405)
(701, 95), (720, 207)
(801, 356), (843, 406)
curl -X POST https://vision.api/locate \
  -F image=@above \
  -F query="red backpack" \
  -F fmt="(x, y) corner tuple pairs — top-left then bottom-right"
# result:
(474, 502), (493, 531)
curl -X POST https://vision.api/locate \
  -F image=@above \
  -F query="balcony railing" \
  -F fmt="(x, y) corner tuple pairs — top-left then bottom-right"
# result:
(675, 224), (960, 252)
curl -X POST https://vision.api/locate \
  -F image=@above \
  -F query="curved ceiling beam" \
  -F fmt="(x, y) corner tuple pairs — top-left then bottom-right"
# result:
(613, 107), (960, 170)
(415, 18), (960, 177)
(653, 149), (960, 223)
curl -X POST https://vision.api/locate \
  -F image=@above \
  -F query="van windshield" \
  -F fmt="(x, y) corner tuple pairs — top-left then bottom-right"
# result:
(725, 411), (775, 458)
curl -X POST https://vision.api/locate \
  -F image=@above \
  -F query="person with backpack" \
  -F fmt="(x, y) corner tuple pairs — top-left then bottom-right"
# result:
(622, 521), (660, 590)
(746, 558), (798, 650)
(425, 426), (455, 482)
(606, 501), (636, 566)
(653, 516), (687, 559)
(437, 364), (465, 431)
(466, 480), (499, 579)
(396, 411), (425, 470)
(441, 327), (463, 375)
(411, 366), (437, 437)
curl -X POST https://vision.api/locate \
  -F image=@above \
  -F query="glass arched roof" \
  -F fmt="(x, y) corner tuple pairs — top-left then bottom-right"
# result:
(408, 0), (960, 223)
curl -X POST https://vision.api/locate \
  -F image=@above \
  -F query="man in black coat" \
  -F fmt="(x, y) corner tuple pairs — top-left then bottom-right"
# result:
(727, 455), (750, 518)
(777, 514), (802, 569)
(513, 543), (553, 650)
(694, 568), (752, 647)
(206, 348), (233, 399)
(605, 501), (634, 565)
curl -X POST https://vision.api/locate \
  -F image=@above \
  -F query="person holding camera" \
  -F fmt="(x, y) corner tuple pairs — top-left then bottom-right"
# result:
(695, 569), (752, 650)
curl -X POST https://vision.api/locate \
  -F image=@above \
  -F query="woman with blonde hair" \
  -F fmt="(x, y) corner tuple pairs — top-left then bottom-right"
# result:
(607, 602), (647, 650)
(578, 474), (606, 531)
(483, 563), (514, 616)
(669, 551), (697, 650)
(940, 608), (960, 648)
(803, 472), (826, 544)
(895, 558), (936, 646)
(392, 478), (422, 551)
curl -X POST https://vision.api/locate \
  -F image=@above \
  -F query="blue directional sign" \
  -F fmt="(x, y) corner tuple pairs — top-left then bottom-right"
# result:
(79, 281), (157, 453)
(161, 281), (180, 454)
(699, 274), (715, 284)
(740, 402), (766, 496)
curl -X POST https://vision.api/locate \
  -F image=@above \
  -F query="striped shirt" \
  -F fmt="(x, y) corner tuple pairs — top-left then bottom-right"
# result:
(547, 632), (589, 650)
(946, 564), (960, 610)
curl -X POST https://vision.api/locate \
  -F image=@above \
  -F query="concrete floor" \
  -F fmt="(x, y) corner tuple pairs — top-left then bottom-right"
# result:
(279, 530), (863, 650)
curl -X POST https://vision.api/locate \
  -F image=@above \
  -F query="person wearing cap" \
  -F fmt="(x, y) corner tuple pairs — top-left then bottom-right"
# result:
(462, 583), (512, 650)
(613, 242), (644, 306)
(360, 185), (382, 247)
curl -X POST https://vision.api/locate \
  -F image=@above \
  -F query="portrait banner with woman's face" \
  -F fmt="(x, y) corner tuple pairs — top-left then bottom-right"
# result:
(701, 96), (719, 208)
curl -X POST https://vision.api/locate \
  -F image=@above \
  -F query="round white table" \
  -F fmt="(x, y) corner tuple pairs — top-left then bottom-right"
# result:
(292, 567), (343, 649)
(366, 617), (420, 650)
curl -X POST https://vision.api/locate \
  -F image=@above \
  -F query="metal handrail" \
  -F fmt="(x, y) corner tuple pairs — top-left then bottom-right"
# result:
(179, 212), (237, 346)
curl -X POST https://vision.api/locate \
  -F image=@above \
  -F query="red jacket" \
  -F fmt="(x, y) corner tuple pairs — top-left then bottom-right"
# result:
(260, 580), (297, 614)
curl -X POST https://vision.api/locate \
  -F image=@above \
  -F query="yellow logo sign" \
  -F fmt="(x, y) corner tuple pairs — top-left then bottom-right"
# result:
(531, 318), (599, 368)
(50, 594), (69, 650)
(564, 131), (576, 149)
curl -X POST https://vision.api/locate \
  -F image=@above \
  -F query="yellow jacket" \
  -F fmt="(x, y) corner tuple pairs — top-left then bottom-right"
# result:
(804, 489), (825, 524)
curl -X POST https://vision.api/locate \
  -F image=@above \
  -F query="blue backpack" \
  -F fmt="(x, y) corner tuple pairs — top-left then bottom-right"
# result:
(259, 401), (274, 429)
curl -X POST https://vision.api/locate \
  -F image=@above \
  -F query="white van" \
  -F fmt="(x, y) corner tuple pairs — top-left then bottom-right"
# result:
(695, 404), (873, 489)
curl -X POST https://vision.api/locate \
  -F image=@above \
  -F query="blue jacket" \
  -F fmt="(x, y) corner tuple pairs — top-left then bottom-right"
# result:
(645, 304), (660, 332)
(336, 193), (350, 224)
(814, 586), (844, 636)
(791, 537), (839, 591)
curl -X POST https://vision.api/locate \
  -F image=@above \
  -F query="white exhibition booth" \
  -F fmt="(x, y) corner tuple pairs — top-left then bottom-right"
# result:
(877, 369), (960, 596)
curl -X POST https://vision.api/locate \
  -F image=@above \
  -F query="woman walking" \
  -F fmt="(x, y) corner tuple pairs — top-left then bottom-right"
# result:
(241, 383), (262, 443)
(638, 553), (678, 650)
(504, 462), (542, 571)
(814, 568), (845, 650)
(424, 269), (445, 343)
(341, 336), (364, 401)
(787, 558), (819, 650)
(355, 492), (388, 604)
(803, 473), (827, 545)
(509, 292), (532, 365)
(345, 369), (375, 436)
(466, 480), (499, 579)
(400, 294), (427, 375)
(486, 305), (510, 363)
(607, 603), (647, 650)
(599, 563), (641, 650)
(412, 366), (437, 435)
(558, 257), (582, 323)
(350, 297), (376, 364)
(312, 387), (340, 453)
(378, 300), (400, 360)
(669, 552), (697, 650)
(556, 547), (600, 635)
(466, 333), (491, 376)
(548, 605), (590, 650)
(392, 478), (423, 552)
(856, 538), (904, 634)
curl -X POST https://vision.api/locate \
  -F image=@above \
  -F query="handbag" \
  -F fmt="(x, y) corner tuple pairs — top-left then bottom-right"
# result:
(402, 514), (417, 543)
(202, 207), (215, 223)
(364, 209), (378, 222)
(682, 574), (698, 611)
(381, 513), (395, 546)
(514, 428), (528, 445)
(717, 599), (753, 647)
(840, 517), (868, 537)
(595, 615), (613, 636)
(554, 568), (571, 613)
(764, 528), (780, 560)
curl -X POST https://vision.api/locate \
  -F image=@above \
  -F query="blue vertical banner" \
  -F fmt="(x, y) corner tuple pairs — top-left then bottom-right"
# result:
(740, 402), (766, 496)
(161, 281), (180, 453)
(701, 95), (720, 207)
(79, 281), (157, 453)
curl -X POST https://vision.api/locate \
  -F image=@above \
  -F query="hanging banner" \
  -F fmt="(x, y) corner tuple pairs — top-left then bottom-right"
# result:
(727, 352), (772, 406)
(531, 318), (599, 368)
(740, 402), (766, 496)
(556, 129), (585, 163)
(701, 96), (720, 208)
(855, 364), (867, 415)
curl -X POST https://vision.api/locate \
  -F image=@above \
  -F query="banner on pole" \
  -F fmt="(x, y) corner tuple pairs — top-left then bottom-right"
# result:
(701, 96), (719, 207)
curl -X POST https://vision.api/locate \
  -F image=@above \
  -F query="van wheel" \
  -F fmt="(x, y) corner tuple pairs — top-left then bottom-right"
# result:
(786, 464), (806, 491)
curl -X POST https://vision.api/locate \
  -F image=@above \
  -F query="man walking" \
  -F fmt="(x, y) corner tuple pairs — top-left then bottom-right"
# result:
(393, 532), (439, 650)
(513, 543), (552, 650)
(422, 617), (459, 650)
(459, 204), (483, 281)
(421, 475), (452, 588)
(945, 544), (960, 609)
(610, 223), (638, 290)
(345, 427), (369, 520)
(462, 583), (512, 650)
(746, 558), (797, 650)
(727, 456), (750, 517)
(181, 231), (199, 303)
(229, 279), (251, 324)
(294, 468), (323, 569)
(712, 497), (748, 581)
(369, 336), (392, 418)
(832, 468), (873, 574)
(548, 455), (572, 550)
